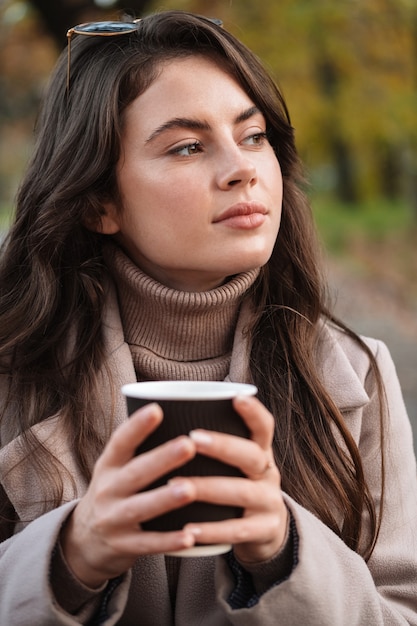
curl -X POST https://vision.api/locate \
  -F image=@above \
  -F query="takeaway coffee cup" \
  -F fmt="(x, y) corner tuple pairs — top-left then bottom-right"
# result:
(121, 380), (257, 556)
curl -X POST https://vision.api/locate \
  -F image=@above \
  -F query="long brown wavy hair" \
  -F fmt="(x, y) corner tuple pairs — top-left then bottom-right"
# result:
(0, 11), (384, 557)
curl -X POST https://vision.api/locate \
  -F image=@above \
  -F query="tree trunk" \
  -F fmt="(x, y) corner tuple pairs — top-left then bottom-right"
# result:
(316, 57), (358, 204)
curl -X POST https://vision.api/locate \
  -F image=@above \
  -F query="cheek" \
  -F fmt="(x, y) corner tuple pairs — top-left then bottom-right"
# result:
(126, 169), (196, 219)
(260, 152), (283, 197)
(271, 159), (283, 194)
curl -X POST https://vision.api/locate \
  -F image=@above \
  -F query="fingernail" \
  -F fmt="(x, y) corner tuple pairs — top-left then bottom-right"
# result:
(180, 532), (196, 548)
(139, 402), (161, 418)
(186, 526), (202, 536)
(189, 430), (213, 445)
(169, 479), (190, 498)
(234, 395), (250, 405)
(173, 436), (193, 455)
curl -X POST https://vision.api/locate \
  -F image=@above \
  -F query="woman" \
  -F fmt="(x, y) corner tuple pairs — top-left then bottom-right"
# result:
(0, 10), (416, 625)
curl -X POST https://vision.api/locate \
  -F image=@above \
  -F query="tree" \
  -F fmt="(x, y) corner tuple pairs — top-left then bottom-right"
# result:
(2, 0), (415, 209)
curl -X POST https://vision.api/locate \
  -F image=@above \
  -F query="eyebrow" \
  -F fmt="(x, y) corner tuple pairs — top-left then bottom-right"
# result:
(145, 106), (262, 144)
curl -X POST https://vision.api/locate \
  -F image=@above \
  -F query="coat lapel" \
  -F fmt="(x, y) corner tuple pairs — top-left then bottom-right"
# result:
(315, 322), (370, 411)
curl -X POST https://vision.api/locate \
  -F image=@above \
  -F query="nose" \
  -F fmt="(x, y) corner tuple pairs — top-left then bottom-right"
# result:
(216, 146), (257, 190)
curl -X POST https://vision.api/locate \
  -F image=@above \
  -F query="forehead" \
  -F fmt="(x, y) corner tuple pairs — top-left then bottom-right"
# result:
(122, 55), (256, 132)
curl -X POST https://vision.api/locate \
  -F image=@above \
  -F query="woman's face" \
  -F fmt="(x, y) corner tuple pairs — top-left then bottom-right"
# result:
(102, 55), (283, 291)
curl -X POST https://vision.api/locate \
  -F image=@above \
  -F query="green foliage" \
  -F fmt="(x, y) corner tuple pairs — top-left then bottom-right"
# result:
(312, 194), (417, 303)
(312, 196), (414, 252)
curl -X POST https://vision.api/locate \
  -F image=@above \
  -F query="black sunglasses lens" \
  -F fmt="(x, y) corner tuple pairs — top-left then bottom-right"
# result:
(75, 21), (138, 34)
(73, 18), (221, 36)
(208, 18), (223, 26)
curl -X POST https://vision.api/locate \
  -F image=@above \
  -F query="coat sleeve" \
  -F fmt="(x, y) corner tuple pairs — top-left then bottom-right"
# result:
(0, 501), (131, 625)
(214, 339), (417, 625)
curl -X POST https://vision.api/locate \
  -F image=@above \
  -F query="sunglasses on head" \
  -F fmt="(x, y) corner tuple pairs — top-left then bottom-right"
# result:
(66, 18), (223, 94)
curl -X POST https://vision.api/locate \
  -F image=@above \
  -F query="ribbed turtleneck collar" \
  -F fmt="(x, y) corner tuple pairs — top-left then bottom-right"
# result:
(103, 242), (259, 382)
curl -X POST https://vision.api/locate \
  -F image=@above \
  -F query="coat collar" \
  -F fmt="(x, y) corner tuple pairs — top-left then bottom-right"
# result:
(102, 284), (370, 424)
(226, 302), (369, 413)
(314, 322), (370, 411)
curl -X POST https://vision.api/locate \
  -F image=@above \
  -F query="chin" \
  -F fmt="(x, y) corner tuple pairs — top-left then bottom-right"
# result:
(227, 250), (273, 275)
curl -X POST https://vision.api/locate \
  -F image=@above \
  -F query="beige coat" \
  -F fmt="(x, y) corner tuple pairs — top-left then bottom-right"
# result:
(1, 284), (416, 625)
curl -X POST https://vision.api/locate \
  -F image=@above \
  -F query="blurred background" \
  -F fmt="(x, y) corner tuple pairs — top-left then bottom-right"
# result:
(1, 0), (416, 450)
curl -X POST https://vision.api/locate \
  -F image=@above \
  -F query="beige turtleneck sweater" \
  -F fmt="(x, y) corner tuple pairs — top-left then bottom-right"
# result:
(103, 242), (259, 383)
(103, 243), (261, 607)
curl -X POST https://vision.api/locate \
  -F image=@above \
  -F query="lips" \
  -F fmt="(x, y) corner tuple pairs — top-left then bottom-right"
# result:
(213, 202), (268, 224)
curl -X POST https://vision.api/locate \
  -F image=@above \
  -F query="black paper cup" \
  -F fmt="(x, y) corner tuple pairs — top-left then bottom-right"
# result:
(121, 380), (257, 556)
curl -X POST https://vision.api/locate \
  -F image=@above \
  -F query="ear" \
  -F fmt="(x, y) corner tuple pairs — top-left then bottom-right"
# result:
(84, 202), (121, 235)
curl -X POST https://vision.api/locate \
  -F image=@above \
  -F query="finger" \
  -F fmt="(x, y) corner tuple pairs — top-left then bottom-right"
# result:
(115, 479), (198, 527)
(105, 528), (197, 558)
(99, 403), (163, 468)
(188, 429), (276, 478)
(171, 476), (281, 512)
(233, 395), (275, 450)
(183, 512), (283, 548)
(117, 436), (196, 494)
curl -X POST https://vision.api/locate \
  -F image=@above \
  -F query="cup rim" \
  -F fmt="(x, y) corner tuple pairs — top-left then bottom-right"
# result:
(121, 381), (257, 400)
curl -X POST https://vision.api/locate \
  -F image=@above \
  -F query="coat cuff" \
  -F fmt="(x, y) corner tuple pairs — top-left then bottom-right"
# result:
(50, 538), (108, 616)
(225, 511), (299, 609)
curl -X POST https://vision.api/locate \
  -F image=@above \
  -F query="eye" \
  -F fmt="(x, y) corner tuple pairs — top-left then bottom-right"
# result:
(242, 132), (268, 147)
(170, 141), (203, 156)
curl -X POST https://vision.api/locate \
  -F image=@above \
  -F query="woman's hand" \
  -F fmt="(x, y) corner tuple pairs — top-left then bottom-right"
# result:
(61, 395), (285, 588)
(60, 403), (199, 588)
(180, 395), (288, 565)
